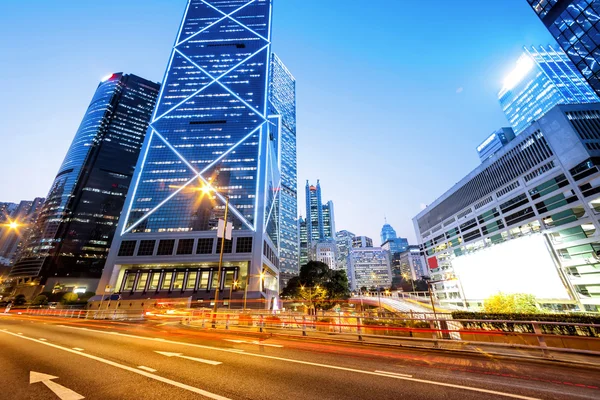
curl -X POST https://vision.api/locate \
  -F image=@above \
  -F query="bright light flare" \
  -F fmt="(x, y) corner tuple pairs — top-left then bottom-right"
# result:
(501, 54), (534, 94)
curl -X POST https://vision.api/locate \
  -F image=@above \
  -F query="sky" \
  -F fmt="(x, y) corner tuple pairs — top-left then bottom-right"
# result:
(0, 0), (556, 244)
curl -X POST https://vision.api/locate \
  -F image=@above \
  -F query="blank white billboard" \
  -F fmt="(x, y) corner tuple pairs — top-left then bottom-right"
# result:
(453, 234), (570, 300)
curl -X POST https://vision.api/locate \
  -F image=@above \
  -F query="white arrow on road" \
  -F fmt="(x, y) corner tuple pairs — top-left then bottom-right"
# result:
(30, 372), (84, 400)
(154, 351), (222, 365)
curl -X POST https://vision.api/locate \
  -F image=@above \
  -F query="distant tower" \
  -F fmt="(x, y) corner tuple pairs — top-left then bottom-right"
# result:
(380, 220), (397, 245)
(305, 180), (324, 241)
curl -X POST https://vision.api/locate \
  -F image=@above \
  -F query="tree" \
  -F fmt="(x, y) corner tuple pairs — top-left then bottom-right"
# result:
(32, 295), (48, 306)
(281, 261), (350, 310)
(13, 294), (26, 306)
(61, 292), (79, 305)
(483, 293), (538, 314)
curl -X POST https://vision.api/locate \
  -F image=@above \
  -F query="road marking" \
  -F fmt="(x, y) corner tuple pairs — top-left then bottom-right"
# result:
(224, 339), (283, 348)
(155, 351), (222, 365)
(72, 348), (84, 351)
(30, 371), (84, 400)
(137, 366), (157, 373)
(374, 370), (413, 378)
(39, 338), (47, 341)
(54, 325), (539, 400)
(17, 332), (23, 335)
(1, 331), (230, 400)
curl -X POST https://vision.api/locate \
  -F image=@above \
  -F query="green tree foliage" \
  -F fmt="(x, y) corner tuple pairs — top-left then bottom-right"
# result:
(61, 292), (79, 304)
(281, 261), (350, 310)
(13, 294), (26, 306)
(31, 295), (48, 306)
(483, 293), (538, 314)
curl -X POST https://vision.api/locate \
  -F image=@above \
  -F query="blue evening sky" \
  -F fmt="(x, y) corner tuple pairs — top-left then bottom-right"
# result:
(0, 0), (555, 243)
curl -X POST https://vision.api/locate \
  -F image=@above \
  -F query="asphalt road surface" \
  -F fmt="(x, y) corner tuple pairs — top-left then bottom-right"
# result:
(0, 314), (599, 400)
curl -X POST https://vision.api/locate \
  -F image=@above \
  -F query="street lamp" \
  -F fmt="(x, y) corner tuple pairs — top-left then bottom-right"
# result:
(402, 272), (416, 293)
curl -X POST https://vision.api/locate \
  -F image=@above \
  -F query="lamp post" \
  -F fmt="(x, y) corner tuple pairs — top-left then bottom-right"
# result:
(208, 185), (229, 328)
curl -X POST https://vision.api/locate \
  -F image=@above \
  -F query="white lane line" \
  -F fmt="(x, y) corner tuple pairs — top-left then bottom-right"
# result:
(138, 366), (157, 373)
(39, 338), (47, 341)
(0, 330), (230, 400)
(72, 348), (84, 352)
(17, 332), (23, 335)
(224, 339), (283, 348)
(374, 370), (413, 378)
(155, 351), (222, 366)
(56, 325), (539, 400)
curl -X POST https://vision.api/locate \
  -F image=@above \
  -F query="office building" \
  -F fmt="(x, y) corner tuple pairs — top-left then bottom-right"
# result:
(381, 237), (409, 255)
(349, 247), (392, 291)
(98, 0), (285, 308)
(352, 236), (373, 249)
(397, 246), (428, 281)
(527, 0), (600, 95)
(380, 221), (397, 244)
(322, 200), (336, 239)
(0, 198), (45, 266)
(305, 180), (335, 242)
(10, 73), (159, 298)
(477, 128), (516, 161)
(299, 217), (309, 267)
(270, 54), (299, 286)
(499, 45), (598, 134)
(335, 230), (355, 278)
(312, 239), (338, 270)
(414, 103), (600, 312)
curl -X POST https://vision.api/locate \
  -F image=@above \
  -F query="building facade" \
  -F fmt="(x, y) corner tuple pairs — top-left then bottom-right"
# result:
(335, 230), (355, 276)
(98, 0), (284, 308)
(527, 0), (600, 95)
(10, 73), (159, 297)
(299, 217), (309, 267)
(322, 200), (336, 239)
(270, 54), (299, 284)
(414, 104), (600, 312)
(312, 239), (338, 270)
(349, 247), (392, 291)
(0, 198), (45, 266)
(352, 236), (373, 249)
(477, 128), (516, 161)
(380, 221), (397, 244)
(381, 237), (409, 255)
(499, 45), (598, 134)
(305, 181), (324, 242)
(397, 246), (428, 281)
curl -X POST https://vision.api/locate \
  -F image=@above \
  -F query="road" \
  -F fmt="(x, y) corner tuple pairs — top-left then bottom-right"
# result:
(0, 314), (598, 400)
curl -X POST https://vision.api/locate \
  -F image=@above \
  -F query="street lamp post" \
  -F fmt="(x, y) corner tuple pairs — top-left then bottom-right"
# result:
(212, 194), (229, 328)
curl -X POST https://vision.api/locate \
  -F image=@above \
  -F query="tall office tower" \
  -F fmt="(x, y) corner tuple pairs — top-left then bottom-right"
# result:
(99, 0), (284, 308)
(476, 128), (516, 161)
(305, 180), (324, 241)
(348, 247), (392, 291)
(322, 200), (336, 238)
(299, 217), (309, 267)
(335, 230), (355, 284)
(380, 221), (397, 244)
(0, 198), (45, 266)
(527, 0), (600, 95)
(10, 73), (159, 298)
(352, 236), (373, 249)
(499, 45), (598, 134)
(270, 54), (299, 283)
(381, 237), (409, 256)
(414, 103), (600, 312)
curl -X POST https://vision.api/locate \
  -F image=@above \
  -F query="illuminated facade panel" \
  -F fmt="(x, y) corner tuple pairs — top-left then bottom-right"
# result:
(528, 0), (600, 95)
(349, 247), (392, 291)
(499, 45), (598, 134)
(413, 103), (600, 312)
(10, 74), (159, 295)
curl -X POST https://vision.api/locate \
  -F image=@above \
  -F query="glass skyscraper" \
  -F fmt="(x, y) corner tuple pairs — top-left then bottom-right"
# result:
(270, 54), (299, 279)
(99, 0), (289, 308)
(10, 73), (159, 297)
(527, 0), (600, 94)
(305, 180), (335, 241)
(499, 45), (599, 134)
(380, 221), (397, 244)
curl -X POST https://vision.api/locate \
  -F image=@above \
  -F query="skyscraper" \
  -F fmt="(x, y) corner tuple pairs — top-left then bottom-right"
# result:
(299, 216), (309, 267)
(99, 0), (286, 308)
(305, 181), (324, 241)
(352, 236), (373, 249)
(527, 0), (600, 94)
(322, 200), (336, 239)
(499, 45), (598, 134)
(476, 128), (516, 161)
(380, 221), (397, 244)
(0, 198), (45, 266)
(335, 230), (355, 284)
(270, 54), (299, 280)
(10, 73), (159, 298)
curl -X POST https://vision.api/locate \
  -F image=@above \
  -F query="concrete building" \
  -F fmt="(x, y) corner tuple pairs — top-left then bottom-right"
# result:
(0, 198), (44, 266)
(349, 247), (392, 291)
(352, 236), (373, 249)
(335, 230), (355, 278)
(413, 103), (600, 312)
(311, 239), (338, 270)
(477, 128), (516, 161)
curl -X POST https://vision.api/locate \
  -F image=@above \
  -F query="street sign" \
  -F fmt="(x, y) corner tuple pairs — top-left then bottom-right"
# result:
(217, 219), (233, 240)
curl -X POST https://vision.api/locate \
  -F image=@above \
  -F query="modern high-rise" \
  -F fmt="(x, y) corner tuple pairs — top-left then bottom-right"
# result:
(414, 103), (600, 312)
(270, 54), (299, 283)
(312, 239), (338, 270)
(527, 0), (600, 95)
(299, 217), (309, 267)
(380, 221), (397, 244)
(499, 45), (598, 134)
(305, 181), (324, 241)
(322, 200), (336, 238)
(98, 0), (286, 308)
(381, 237), (409, 256)
(335, 230), (355, 274)
(10, 73), (159, 298)
(0, 198), (45, 266)
(476, 128), (516, 161)
(349, 247), (392, 291)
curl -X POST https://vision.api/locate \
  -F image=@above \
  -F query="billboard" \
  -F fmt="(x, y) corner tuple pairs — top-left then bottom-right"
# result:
(452, 234), (570, 300)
